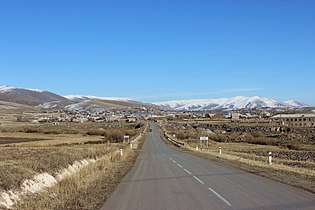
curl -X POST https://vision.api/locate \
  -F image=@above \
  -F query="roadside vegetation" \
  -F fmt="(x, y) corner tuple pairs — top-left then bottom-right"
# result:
(0, 119), (147, 209)
(16, 137), (144, 210)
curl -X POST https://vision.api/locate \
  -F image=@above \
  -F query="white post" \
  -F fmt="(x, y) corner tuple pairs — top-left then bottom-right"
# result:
(196, 146), (199, 151)
(130, 143), (133, 148)
(268, 151), (272, 165)
(219, 147), (222, 155)
(120, 148), (123, 156)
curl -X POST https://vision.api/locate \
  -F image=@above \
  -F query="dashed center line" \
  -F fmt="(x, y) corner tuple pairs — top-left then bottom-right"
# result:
(193, 176), (204, 185)
(168, 156), (231, 207)
(177, 163), (183, 168)
(183, 168), (192, 175)
(208, 187), (232, 206)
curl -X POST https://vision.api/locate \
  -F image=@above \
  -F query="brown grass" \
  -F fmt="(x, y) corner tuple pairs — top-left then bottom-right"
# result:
(0, 120), (147, 209)
(1, 121), (145, 136)
(14, 133), (145, 210)
(16, 152), (123, 209)
(0, 145), (116, 191)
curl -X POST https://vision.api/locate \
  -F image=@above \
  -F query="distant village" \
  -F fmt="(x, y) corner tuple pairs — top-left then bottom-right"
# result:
(17, 106), (315, 128)
(19, 106), (150, 125)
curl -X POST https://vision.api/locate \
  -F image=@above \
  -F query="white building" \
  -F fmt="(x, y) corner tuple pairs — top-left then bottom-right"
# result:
(270, 114), (315, 127)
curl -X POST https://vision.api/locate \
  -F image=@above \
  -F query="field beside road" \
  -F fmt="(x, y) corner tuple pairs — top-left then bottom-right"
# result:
(0, 119), (146, 210)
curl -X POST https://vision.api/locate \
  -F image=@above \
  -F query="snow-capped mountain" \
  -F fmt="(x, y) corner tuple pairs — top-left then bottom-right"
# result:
(0, 86), (150, 110)
(282, 100), (306, 107)
(0, 85), (69, 106)
(0, 85), (44, 93)
(64, 95), (131, 102)
(154, 96), (307, 111)
(0, 85), (308, 111)
(62, 95), (150, 111)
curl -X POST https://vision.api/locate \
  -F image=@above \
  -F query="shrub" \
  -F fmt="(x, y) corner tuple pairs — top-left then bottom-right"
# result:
(175, 130), (190, 139)
(87, 128), (105, 136)
(210, 134), (228, 142)
(174, 130), (199, 140)
(43, 130), (62, 135)
(23, 126), (43, 133)
(104, 129), (123, 142)
(285, 144), (301, 150)
(248, 137), (280, 146)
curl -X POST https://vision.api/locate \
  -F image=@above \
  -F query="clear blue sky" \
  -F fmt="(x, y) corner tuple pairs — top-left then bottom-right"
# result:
(0, 0), (314, 104)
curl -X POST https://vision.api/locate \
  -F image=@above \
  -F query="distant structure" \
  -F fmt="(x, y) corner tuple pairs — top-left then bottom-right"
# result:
(231, 113), (240, 122)
(270, 114), (315, 127)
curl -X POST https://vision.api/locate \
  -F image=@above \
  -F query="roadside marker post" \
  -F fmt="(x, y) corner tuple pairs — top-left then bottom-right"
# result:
(219, 147), (222, 155)
(268, 151), (272, 165)
(120, 148), (123, 156)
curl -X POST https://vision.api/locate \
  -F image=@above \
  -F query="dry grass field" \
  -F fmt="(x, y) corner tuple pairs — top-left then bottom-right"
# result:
(160, 120), (315, 193)
(15, 138), (144, 210)
(0, 114), (147, 210)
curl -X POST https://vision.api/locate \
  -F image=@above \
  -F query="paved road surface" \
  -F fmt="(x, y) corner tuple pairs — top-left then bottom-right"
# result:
(101, 123), (315, 210)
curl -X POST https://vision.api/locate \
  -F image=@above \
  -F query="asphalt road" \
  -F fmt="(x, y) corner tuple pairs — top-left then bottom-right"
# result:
(101, 123), (315, 210)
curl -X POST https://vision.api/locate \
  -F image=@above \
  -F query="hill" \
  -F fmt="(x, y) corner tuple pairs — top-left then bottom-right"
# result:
(0, 86), (70, 106)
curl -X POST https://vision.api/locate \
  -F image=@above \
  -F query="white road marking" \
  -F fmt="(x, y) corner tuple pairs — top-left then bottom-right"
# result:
(183, 168), (192, 175)
(169, 156), (230, 207)
(208, 187), (232, 206)
(169, 157), (177, 164)
(193, 176), (204, 185)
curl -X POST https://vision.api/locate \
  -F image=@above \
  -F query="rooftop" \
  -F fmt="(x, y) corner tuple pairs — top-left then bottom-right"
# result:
(271, 114), (315, 119)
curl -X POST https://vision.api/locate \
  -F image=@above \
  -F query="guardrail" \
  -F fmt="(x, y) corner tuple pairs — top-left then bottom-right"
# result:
(163, 132), (184, 147)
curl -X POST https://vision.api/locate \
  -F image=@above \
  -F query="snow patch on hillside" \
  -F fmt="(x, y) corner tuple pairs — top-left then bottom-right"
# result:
(0, 86), (15, 93)
(37, 101), (59, 109)
(64, 101), (90, 111)
(0, 85), (44, 93)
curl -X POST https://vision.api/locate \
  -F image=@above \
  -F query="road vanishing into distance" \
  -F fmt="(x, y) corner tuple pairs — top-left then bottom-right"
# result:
(101, 123), (315, 210)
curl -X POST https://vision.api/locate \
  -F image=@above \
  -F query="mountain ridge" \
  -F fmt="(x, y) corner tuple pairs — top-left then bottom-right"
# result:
(0, 86), (308, 110)
(0, 86), (150, 111)
(64, 95), (131, 102)
(154, 96), (307, 110)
